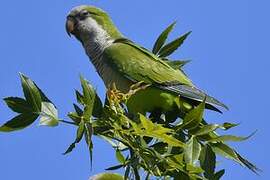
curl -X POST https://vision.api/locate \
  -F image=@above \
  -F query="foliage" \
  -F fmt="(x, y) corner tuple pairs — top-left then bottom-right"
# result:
(0, 22), (259, 180)
(89, 173), (124, 180)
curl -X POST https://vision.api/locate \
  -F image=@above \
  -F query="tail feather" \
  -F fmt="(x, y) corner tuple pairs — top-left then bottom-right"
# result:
(158, 84), (228, 111)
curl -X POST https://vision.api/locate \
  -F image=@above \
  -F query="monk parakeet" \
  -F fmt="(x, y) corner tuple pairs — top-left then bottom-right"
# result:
(65, 5), (228, 117)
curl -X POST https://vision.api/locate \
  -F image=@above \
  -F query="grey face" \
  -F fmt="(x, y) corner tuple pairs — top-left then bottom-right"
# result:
(66, 7), (93, 39)
(66, 6), (113, 49)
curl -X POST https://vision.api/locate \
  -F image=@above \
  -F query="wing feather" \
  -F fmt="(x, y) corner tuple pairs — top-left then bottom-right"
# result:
(104, 39), (228, 111)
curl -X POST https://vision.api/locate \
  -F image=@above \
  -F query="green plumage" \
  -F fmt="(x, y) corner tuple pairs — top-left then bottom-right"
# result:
(66, 5), (228, 117)
(104, 39), (192, 86)
(103, 39), (226, 114)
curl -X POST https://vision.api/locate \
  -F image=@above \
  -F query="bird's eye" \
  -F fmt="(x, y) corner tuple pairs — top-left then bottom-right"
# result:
(80, 10), (90, 17)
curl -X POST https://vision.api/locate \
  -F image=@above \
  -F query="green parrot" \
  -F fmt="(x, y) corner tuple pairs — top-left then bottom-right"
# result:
(65, 5), (228, 118)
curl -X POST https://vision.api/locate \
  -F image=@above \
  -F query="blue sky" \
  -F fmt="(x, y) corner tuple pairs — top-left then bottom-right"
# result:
(0, 0), (268, 179)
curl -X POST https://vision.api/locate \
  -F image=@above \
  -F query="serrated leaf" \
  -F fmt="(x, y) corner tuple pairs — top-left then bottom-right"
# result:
(152, 22), (176, 54)
(20, 73), (42, 112)
(139, 114), (171, 134)
(116, 149), (125, 164)
(0, 113), (39, 132)
(39, 102), (58, 127)
(131, 114), (186, 147)
(184, 136), (201, 165)
(63, 120), (85, 155)
(89, 173), (124, 180)
(181, 99), (205, 130)
(3, 97), (32, 113)
(158, 31), (191, 58)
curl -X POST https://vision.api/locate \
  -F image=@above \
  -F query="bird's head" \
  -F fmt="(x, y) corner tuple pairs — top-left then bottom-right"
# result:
(66, 5), (122, 42)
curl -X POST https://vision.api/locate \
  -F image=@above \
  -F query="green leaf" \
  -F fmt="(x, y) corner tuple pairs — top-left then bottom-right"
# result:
(75, 90), (84, 105)
(210, 142), (242, 165)
(67, 112), (81, 124)
(0, 113), (39, 132)
(80, 76), (96, 121)
(134, 114), (186, 147)
(171, 171), (191, 180)
(164, 60), (191, 69)
(76, 89), (102, 118)
(76, 120), (86, 142)
(39, 102), (59, 127)
(80, 76), (94, 104)
(213, 169), (225, 180)
(207, 131), (256, 143)
(63, 142), (76, 155)
(85, 122), (94, 167)
(116, 149), (125, 164)
(167, 154), (184, 171)
(193, 124), (219, 136)
(152, 142), (168, 154)
(184, 136), (201, 165)
(73, 103), (83, 116)
(63, 120), (85, 155)
(193, 123), (240, 136)
(35, 83), (52, 103)
(221, 122), (239, 130)
(200, 145), (216, 179)
(181, 99), (205, 130)
(186, 164), (204, 174)
(235, 151), (260, 174)
(158, 31), (191, 58)
(105, 164), (124, 171)
(83, 105), (92, 122)
(90, 173), (124, 180)
(152, 21), (176, 54)
(3, 97), (32, 113)
(20, 73), (42, 112)
(93, 94), (103, 118)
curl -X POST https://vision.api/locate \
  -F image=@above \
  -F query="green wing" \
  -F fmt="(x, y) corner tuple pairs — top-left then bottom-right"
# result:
(105, 38), (193, 85)
(103, 39), (228, 110)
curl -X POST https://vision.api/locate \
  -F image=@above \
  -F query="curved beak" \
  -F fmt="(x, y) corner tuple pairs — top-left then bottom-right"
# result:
(65, 16), (76, 37)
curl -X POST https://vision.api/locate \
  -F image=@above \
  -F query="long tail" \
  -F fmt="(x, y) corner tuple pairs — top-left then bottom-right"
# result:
(158, 84), (228, 113)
